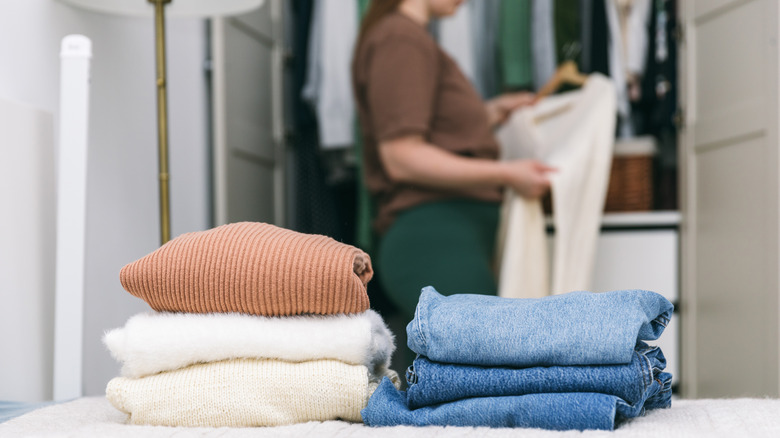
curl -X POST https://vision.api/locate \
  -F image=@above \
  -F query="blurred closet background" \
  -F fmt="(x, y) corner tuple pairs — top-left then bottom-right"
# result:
(3, 0), (779, 401)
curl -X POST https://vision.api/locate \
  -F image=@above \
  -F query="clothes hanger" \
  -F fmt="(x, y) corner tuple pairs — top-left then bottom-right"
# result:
(530, 43), (588, 124)
(535, 42), (588, 101)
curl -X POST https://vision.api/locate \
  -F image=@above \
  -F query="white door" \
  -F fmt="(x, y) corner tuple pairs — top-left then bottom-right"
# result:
(211, 0), (286, 226)
(680, 0), (780, 397)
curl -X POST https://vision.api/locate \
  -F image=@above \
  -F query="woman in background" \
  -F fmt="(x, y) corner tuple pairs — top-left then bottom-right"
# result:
(352, 0), (553, 318)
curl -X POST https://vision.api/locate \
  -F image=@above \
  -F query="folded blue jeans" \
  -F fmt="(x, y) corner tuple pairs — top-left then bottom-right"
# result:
(406, 343), (671, 409)
(407, 287), (673, 367)
(362, 377), (668, 430)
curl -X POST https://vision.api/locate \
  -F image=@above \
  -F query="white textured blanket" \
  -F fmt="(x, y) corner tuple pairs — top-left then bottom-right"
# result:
(2, 397), (780, 437)
(103, 310), (395, 378)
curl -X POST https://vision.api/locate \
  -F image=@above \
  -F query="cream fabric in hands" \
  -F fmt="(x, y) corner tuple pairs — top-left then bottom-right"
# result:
(495, 74), (617, 298)
(494, 191), (549, 298)
(106, 358), (400, 427)
(103, 310), (395, 379)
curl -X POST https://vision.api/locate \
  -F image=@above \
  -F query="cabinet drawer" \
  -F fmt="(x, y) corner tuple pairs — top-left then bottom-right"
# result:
(592, 230), (679, 302)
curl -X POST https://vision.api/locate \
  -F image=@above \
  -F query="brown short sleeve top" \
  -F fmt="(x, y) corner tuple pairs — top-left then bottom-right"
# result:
(352, 12), (503, 234)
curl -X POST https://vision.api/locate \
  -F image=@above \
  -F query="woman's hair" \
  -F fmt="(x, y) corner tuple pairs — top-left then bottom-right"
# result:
(356, 0), (404, 50)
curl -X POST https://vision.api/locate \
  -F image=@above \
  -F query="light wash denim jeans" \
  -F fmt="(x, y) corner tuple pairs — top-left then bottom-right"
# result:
(407, 286), (673, 367)
(405, 342), (671, 409)
(362, 377), (666, 430)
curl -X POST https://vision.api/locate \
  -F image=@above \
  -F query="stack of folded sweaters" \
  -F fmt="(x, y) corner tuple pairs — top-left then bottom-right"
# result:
(103, 222), (400, 427)
(363, 286), (674, 431)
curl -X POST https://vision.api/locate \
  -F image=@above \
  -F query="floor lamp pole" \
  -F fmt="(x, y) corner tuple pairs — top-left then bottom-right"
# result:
(151, 0), (171, 244)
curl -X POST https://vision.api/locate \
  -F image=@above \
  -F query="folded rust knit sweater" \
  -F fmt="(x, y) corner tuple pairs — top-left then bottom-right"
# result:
(119, 222), (373, 316)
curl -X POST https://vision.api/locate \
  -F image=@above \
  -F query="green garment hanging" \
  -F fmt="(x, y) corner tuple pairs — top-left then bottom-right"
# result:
(498, 0), (533, 90)
(358, 0), (371, 17)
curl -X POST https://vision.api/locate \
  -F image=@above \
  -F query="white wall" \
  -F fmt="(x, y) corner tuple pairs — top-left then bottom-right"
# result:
(0, 0), (209, 400)
(0, 99), (55, 403)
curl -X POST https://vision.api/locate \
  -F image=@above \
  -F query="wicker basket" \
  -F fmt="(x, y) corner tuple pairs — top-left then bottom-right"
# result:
(604, 136), (656, 212)
(542, 136), (656, 213)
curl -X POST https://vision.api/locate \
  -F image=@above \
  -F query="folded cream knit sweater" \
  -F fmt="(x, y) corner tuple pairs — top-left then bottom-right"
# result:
(106, 358), (398, 427)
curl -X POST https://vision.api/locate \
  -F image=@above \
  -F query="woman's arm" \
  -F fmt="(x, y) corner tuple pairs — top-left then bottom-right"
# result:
(380, 135), (554, 199)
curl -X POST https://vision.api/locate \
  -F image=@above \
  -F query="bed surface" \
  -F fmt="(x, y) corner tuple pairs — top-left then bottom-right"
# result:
(1, 396), (779, 437)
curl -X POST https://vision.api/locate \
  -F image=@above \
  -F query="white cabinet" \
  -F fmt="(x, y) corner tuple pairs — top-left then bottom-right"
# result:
(548, 211), (681, 388)
(591, 212), (680, 388)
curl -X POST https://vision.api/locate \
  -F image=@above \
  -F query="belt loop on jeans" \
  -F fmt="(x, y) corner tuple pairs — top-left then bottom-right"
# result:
(406, 364), (418, 385)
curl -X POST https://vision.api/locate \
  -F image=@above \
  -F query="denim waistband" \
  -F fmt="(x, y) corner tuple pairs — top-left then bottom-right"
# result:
(407, 287), (674, 367)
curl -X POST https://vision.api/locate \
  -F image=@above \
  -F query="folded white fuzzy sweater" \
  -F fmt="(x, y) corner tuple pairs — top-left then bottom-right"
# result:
(103, 310), (395, 378)
(106, 358), (399, 427)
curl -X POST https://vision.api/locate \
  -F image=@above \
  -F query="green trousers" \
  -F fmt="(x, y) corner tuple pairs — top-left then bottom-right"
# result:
(377, 199), (500, 319)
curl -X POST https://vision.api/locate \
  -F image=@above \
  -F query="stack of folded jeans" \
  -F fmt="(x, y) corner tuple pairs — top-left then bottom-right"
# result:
(102, 222), (400, 427)
(362, 286), (674, 431)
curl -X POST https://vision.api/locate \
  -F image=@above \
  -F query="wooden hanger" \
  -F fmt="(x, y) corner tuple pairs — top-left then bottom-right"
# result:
(535, 60), (589, 101)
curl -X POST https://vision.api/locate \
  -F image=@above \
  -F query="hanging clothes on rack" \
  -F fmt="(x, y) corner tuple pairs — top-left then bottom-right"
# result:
(357, 0), (370, 16)
(587, 0), (611, 76)
(435, 1), (501, 98)
(302, 0), (358, 149)
(620, 0), (652, 135)
(495, 74), (617, 298)
(291, 0), (348, 241)
(623, 0), (652, 82)
(437, 2), (477, 85)
(554, 0), (580, 67)
(579, 0), (593, 72)
(636, 0), (678, 209)
(470, 0), (501, 98)
(297, 0), (363, 244)
(498, 0), (533, 91)
(604, 0), (632, 137)
(532, 0), (557, 90)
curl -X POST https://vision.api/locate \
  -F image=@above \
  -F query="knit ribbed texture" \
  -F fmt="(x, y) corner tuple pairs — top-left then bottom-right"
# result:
(106, 358), (393, 427)
(119, 222), (373, 316)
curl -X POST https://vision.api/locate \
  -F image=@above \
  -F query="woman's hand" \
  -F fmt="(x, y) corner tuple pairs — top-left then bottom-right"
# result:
(485, 92), (537, 127)
(500, 159), (556, 199)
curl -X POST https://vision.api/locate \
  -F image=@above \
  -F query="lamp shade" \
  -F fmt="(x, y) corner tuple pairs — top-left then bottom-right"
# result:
(57, 0), (264, 17)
